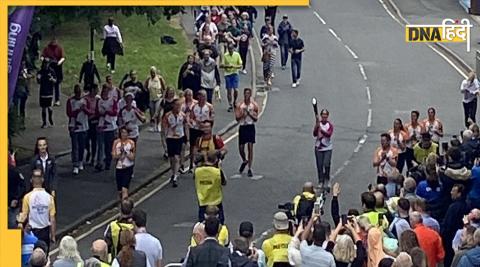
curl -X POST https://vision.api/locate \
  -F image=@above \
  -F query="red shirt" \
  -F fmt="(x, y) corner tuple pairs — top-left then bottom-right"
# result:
(42, 43), (65, 61)
(414, 224), (445, 267)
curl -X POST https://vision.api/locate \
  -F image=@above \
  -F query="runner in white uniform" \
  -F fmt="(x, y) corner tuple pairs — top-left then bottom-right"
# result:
(235, 88), (259, 177)
(423, 107), (443, 145)
(190, 90), (215, 171)
(163, 99), (187, 188)
(405, 110), (424, 172)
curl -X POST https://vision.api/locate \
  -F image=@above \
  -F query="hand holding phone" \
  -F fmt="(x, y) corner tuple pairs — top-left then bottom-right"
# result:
(341, 214), (348, 225)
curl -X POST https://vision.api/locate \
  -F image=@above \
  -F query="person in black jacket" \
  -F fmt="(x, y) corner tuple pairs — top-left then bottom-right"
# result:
(36, 59), (56, 128)
(230, 237), (259, 267)
(178, 55), (202, 97)
(8, 151), (25, 229)
(277, 15), (292, 70)
(186, 216), (231, 267)
(30, 137), (57, 197)
(441, 184), (470, 267)
(79, 54), (101, 92)
(264, 7), (278, 31)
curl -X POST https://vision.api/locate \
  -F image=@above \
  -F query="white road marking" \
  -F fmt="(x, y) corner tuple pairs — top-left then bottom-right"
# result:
(378, 0), (402, 25)
(367, 109), (372, 128)
(313, 11), (326, 25)
(358, 64), (368, 81)
(230, 174), (243, 179)
(366, 86), (372, 105)
(426, 44), (468, 79)
(328, 28), (342, 42)
(250, 175), (264, 180)
(344, 44), (359, 59)
(173, 222), (196, 228)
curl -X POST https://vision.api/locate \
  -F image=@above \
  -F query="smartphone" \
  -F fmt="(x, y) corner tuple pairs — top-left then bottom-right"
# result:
(341, 214), (348, 225)
(313, 202), (320, 215)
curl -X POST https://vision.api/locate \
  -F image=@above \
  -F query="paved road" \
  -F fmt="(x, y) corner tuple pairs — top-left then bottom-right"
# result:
(74, 2), (466, 264)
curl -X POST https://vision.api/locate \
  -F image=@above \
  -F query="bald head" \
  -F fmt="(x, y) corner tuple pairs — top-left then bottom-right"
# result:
(29, 248), (47, 267)
(394, 252), (413, 267)
(91, 239), (108, 261)
(303, 182), (314, 194)
(373, 191), (385, 209)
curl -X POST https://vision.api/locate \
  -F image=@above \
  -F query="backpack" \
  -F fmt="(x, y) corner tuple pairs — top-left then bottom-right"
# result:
(295, 194), (315, 222)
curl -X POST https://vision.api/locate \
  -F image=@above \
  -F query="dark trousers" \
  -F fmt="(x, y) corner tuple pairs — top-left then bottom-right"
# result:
(291, 57), (302, 83)
(463, 99), (477, 127)
(14, 96), (27, 118)
(405, 147), (415, 173)
(107, 53), (116, 70)
(397, 152), (407, 174)
(202, 87), (214, 104)
(32, 227), (50, 254)
(280, 44), (289, 67)
(103, 130), (116, 168)
(86, 121), (98, 162)
(315, 149), (332, 184)
(239, 46), (249, 70)
(70, 131), (87, 167)
(198, 203), (225, 224)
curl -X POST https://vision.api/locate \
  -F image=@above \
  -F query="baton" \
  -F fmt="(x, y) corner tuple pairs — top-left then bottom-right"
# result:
(312, 97), (318, 117)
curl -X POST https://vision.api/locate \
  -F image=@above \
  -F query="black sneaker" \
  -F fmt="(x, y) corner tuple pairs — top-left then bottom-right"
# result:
(239, 161), (248, 173)
(228, 106), (233, 112)
(247, 169), (253, 177)
(163, 153), (169, 160)
(171, 175), (178, 188)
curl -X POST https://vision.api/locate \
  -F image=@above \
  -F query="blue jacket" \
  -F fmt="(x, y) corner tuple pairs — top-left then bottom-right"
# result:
(469, 166), (480, 201)
(458, 246), (480, 267)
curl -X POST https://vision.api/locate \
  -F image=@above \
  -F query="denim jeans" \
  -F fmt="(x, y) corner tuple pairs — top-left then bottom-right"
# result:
(96, 131), (105, 165)
(280, 44), (289, 67)
(291, 57), (302, 83)
(70, 131), (87, 167)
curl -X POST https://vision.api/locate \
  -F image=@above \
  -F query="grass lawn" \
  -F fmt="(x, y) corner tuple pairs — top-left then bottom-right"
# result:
(40, 13), (190, 95)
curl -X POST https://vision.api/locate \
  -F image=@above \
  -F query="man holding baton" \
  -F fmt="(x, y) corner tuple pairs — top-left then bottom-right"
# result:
(312, 98), (334, 190)
(236, 88), (259, 177)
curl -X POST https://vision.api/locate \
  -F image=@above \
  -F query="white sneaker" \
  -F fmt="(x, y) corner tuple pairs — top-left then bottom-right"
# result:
(106, 63), (111, 71)
(297, 78), (301, 84)
(73, 167), (79, 175)
(111, 70), (115, 74)
(78, 162), (84, 171)
(292, 83), (297, 88)
(242, 69), (247, 74)
(271, 73), (275, 78)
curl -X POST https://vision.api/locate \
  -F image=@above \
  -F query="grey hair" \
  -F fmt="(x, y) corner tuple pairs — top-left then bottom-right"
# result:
(58, 236), (83, 263)
(410, 211), (423, 225)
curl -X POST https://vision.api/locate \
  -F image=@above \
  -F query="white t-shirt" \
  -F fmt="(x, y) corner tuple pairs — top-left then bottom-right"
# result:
(461, 78), (480, 103)
(135, 232), (163, 267)
(120, 107), (142, 138)
(191, 103), (214, 129)
(165, 112), (186, 139)
(103, 24), (123, 43)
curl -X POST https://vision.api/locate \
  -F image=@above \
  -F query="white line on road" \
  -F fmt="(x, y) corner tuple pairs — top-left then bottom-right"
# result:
(344, 44), (359, 59)
(366, 86), (371, 105)
(313, 11), (326, 25)
(358, 64), (368, 81)
(426, 44), (468, 79)
(378, 0), (402, 25)
(367, 109), (372, 128)
(328, 28), (342, 42)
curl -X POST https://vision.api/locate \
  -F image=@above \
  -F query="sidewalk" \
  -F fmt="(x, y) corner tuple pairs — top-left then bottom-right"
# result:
(11, 12), (255, 236)
(390, 0), (480, 72)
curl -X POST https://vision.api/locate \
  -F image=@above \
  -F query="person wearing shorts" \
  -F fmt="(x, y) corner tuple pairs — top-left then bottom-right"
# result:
(163, 99), (187, 188)
(221, 44), (243, 112)
(190, 90), (215, 172)
(112, 127), (136, 200)
(235, 88), (259, 177)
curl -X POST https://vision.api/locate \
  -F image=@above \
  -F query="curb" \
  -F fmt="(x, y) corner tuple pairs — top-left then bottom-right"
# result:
(55, 15), (264, 239)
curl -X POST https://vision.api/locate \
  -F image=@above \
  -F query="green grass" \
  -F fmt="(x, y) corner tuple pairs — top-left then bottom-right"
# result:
(40, 13), (190, 95)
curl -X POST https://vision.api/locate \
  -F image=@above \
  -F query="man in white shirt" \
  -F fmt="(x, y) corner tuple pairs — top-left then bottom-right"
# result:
(102, 17), (123, 73)
(18, 169), (56, 254)
(133, 209), (163, 267)
(460, 71), (480, 128)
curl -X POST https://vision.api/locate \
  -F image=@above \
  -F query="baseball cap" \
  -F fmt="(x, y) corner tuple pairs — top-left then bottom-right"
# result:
(283, 14), (288, 18)
(125, 92), (135, 98)
(273, 212), (289, 230)
(239, 221), (254, 238)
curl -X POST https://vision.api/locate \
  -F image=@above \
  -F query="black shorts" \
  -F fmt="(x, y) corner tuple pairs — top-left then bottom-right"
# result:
(239, 125), (256, 145)
(39, 97), (53, 108)
(167, 138), (183, 157)
(189, 128), (203, 146)
(116, 166), (134, 191)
